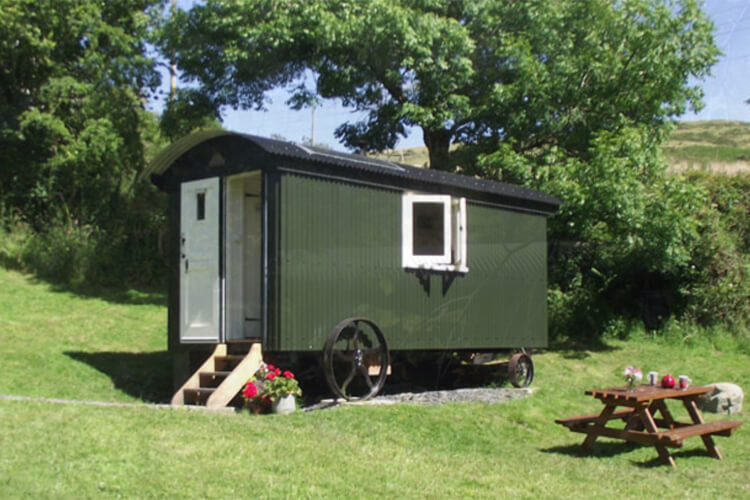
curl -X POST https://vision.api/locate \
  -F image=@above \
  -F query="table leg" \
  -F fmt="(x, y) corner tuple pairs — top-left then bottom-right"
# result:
(581, 404), (616, 452)
(683, 397), (723, 460)
(652, 400), (677, 429)
(636, 402), (676, 468)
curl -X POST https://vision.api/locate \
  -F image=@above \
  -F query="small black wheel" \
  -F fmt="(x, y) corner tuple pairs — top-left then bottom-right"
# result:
(508, 352), (534, 388)
(323, 318), (390, 401)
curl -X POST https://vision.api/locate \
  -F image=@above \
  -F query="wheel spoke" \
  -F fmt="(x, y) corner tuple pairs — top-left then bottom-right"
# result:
(351, 323), (361, 350)
(357, 364), (374, 389)
(339, 363), (357, 396)
(333, 350), (353, 363)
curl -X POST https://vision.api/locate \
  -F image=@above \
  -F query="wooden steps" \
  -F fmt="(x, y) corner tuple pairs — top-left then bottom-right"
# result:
(199, 371), (232, 388)
(172, 343), (263, 409)
(183, 388), (216, 405)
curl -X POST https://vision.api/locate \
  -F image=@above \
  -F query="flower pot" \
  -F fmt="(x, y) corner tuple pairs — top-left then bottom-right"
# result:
(272, 394), (296, 415)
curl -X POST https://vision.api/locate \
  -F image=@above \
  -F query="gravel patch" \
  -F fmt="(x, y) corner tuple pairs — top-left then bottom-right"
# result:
(303, 387), (532, 412)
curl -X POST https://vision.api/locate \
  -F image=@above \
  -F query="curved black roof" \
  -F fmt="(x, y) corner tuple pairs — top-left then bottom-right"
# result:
(148, 130), (561, 214)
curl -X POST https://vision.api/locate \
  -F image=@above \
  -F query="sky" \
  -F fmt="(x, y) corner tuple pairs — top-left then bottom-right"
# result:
(151, 0), (750, 152)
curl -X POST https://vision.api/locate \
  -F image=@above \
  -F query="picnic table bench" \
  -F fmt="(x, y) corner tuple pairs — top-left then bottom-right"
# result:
(556, 385), (742, 467)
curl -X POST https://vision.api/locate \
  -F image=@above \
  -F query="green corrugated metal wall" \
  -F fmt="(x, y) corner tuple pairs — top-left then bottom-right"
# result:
(277, 173), (548, 352)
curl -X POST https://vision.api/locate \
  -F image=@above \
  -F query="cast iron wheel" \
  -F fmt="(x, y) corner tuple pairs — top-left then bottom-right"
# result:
(323, 318), (390, 401)
(508, 352), (534, 388)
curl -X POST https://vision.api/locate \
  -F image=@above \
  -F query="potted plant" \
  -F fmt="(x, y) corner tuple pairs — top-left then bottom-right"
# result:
(242, 363), (302, 414)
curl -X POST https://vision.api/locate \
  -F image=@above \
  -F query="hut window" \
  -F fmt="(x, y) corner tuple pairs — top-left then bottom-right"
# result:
(402, 194), (468, 273)
(196, 192), (206, 220)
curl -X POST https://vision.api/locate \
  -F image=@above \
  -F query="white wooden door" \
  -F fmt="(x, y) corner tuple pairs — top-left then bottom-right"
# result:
(180, 177), (220, 343)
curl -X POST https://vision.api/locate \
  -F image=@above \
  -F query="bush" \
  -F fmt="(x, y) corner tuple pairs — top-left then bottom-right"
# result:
(476, 126), (748, 339)
(0, 185), (167, 290)
(681, 173), (750, 328)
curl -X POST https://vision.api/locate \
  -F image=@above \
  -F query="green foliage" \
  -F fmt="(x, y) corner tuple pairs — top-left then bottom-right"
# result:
(681, 173), (750, 326)
(162, 0), (718, 170)
(1, 0), (169, 289)
(158, 89), (223, 141)
(477, 125), (748, 337)
(1, 190), (166, 289)
(1, 0), (161, 226)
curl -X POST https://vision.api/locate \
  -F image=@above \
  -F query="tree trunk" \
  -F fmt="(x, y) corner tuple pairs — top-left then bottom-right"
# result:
(422, 128), (453, 171)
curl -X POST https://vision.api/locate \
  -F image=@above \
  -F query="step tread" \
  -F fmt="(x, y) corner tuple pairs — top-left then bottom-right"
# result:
(200, 371), (232, 377)
(183, 387), (216, 394)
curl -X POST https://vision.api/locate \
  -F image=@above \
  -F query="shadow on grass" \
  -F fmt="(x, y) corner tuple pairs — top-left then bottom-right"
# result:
(48, 282), (167, 307)
(632, 448), (720, 469)
(547, 336), (620, 360)
(543, 442), (717, 468)
(66, 351), (173, 404)
(541, 441), (637, 459)
(1, 263), (166, 307)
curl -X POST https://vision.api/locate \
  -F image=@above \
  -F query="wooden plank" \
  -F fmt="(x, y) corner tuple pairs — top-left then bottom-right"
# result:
(563, 422), (654, 444)
(183, 387), (216, 405)
(636, 402), (676, 467)
(682, 397), (722, 459)
(555, 408), (636, 428)
(581, 404), (616, 451)
(171, 344), (227, 405)
(661, 421), (743, 442)
(586, 385), (714, 404)
(199, 371), (232, 388)
(651, 400), (677, 429)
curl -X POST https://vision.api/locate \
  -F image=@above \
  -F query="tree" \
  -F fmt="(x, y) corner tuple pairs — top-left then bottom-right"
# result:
(162, 0), (737, 335)
(162, 0), (718, 171)
(0, 0), (162, 226)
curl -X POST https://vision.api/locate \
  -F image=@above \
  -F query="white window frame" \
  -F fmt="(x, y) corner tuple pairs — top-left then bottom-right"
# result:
(402, 193), (469, 273)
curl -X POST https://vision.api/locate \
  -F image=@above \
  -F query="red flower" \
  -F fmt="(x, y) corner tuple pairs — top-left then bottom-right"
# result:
(266, 372), (276, 381)
(274, 368), (281, 376)
(283, 370), (294, 379)
(266, 364), (276, 372)
(242, 382), (258, 399)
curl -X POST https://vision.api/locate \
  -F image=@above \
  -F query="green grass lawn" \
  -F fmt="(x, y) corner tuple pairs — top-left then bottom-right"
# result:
(1, 267), (749, 498)
(0, 267), (171, 403)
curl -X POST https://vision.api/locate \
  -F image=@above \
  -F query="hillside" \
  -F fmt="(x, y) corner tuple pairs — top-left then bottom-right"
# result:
(376, 120), (750, 173)
(664, 120), (750, 174)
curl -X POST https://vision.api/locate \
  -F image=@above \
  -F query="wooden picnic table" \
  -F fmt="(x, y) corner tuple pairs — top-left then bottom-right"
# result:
(556, 385), (742, 467)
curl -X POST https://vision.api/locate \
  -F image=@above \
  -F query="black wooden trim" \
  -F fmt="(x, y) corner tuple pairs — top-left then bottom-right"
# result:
(219, 177), (226, 343)
(167, 191), (181, 353)
(261, 171), (269, 348)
